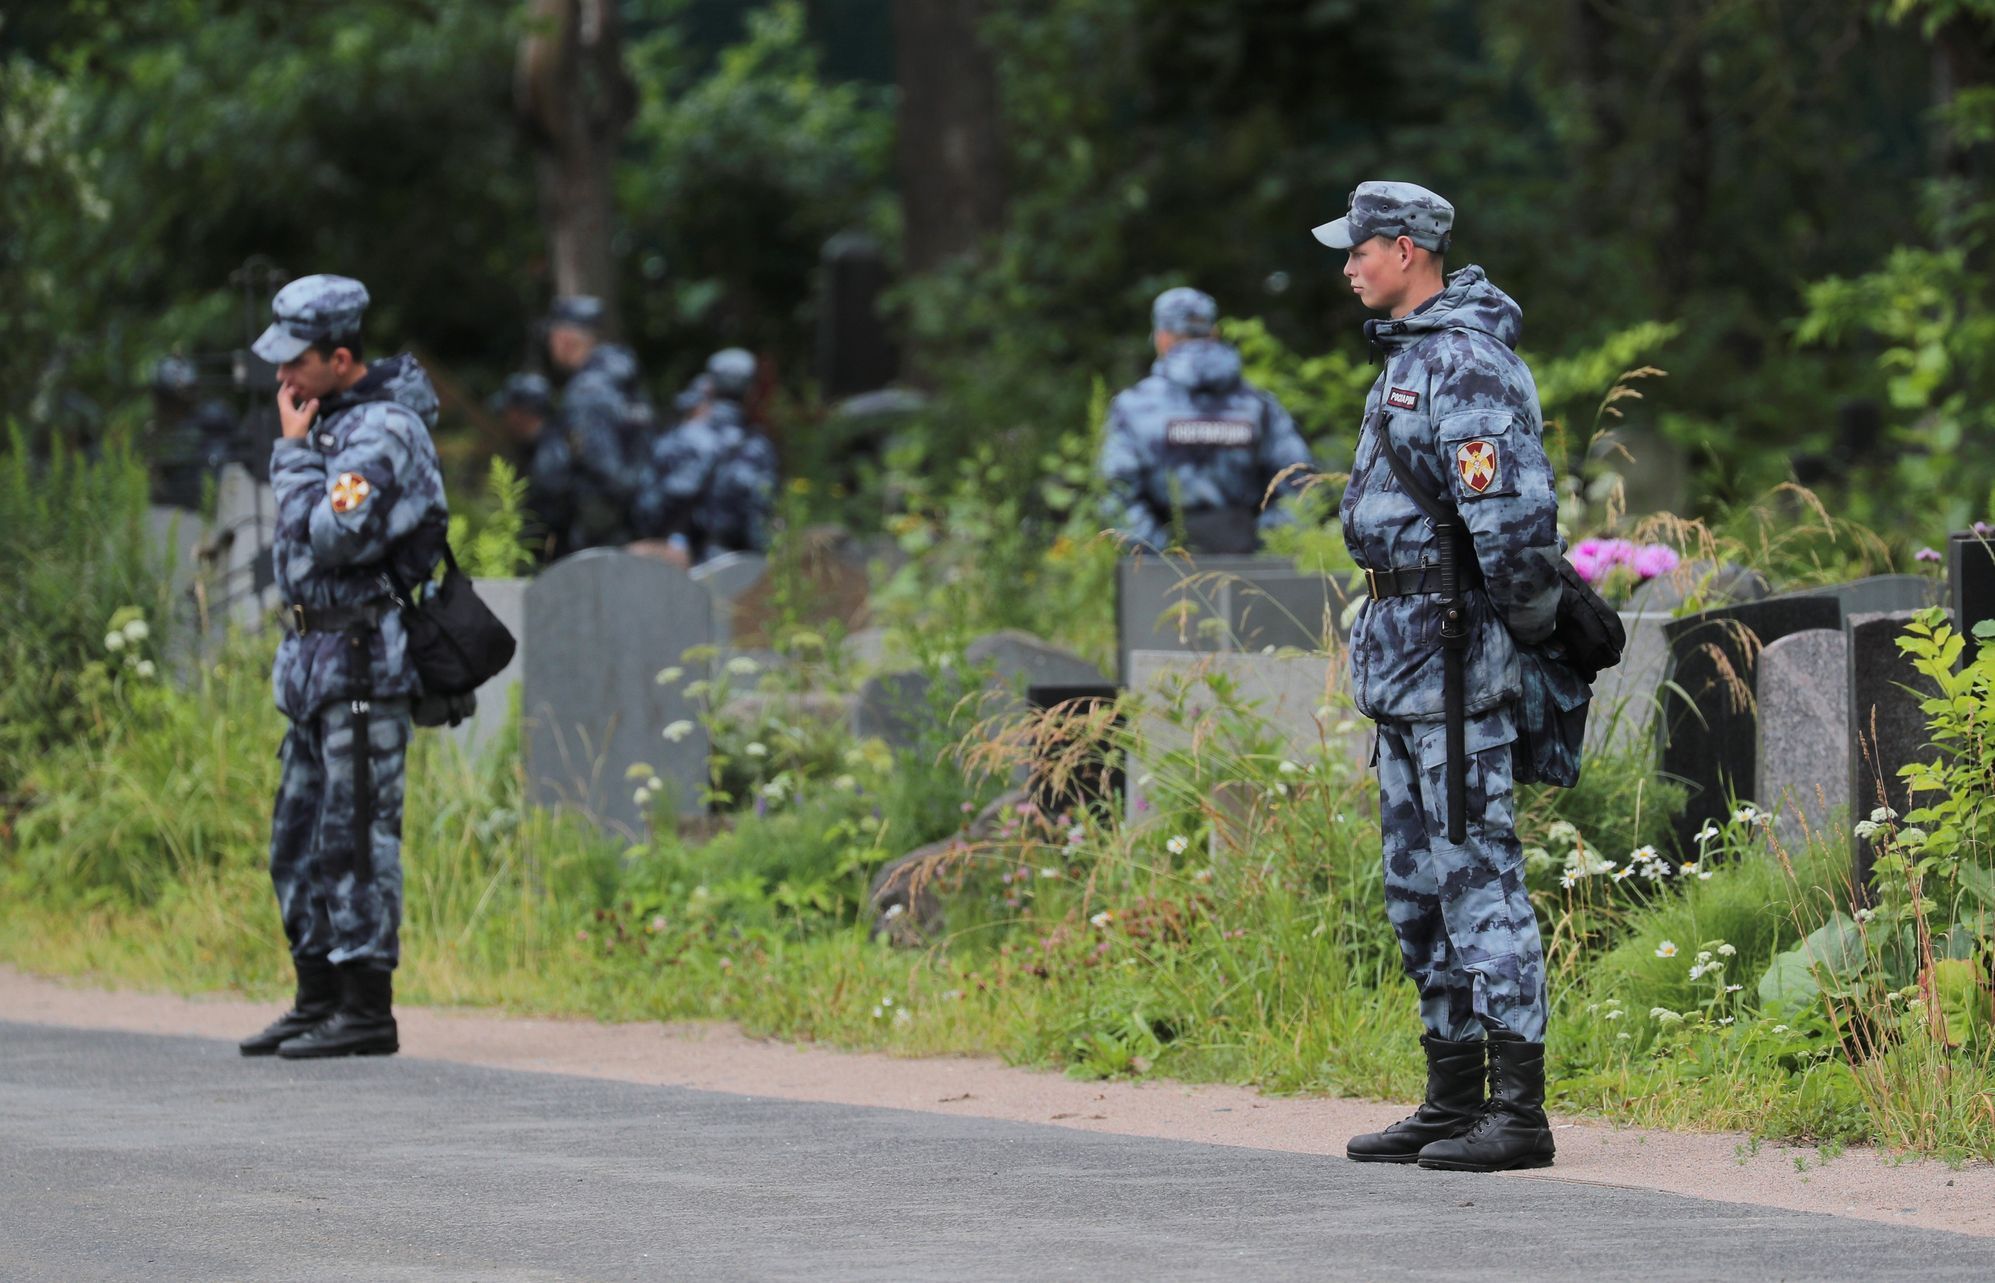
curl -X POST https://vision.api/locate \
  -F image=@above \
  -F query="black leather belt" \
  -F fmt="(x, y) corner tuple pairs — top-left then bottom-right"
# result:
(287, 602), (388, 635)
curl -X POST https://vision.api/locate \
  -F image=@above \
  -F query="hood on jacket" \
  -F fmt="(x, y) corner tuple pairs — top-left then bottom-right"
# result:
(579, 342), (640, 389)
(1153, 337), (1243, 394)
(1364, 265), (1522, 355)
(322, 352), (440, 431)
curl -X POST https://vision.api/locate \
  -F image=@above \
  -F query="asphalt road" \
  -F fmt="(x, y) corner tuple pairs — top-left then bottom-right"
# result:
(3, 1020), (1992, 1282)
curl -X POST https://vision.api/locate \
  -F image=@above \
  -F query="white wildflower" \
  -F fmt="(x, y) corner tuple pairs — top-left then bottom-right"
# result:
(1772, 1025), (1790, 1034)
(745, 741), (768, 757)
(725, 656), (760, 676)
(1732, 805), (1761, 826)
(1651, 1008), (1685, 1026)
(1869, 806), (1899, 824)
(1853, 820), (1881, 841)
(662, 719), (695, 743)
(1656, 940), (1679, 958)
(104, 631), (125, 652)
(654, 665), (684, 686)
(1854, 907), (1877, 924)
(1278, 759), (1301, 776)
(883, 903), (906, 920)
(1166, 835), (1190, 856)
(121, 618), (149, 643)
(1716, 943), (1736, 957)
(633, 786), (652, 808)
(1039, 867), (1060, 880)
(1718, 1016), (1736, 1026)
(1605, 1009), (1625, 1020)
(1090, 911), (1113, 929)
(1725, 984), (1744, 993)
(1694, 821), (1720, 844)
(833, 774), (858, 792)
(1193, 868), (1213, 884)
(135, 659), (156, 679)
(1066, 825), (1086, 847)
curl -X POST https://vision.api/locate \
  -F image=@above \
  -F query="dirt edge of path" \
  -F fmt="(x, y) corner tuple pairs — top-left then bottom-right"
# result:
(5, 965), (1992, 1240)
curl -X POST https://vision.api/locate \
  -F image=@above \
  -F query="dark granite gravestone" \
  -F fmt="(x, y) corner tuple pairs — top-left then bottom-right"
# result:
(1660, 596), (1842, 852)
(1755, 630), (1850, 851)
(523, 550), (712, 835)
(817, 231), (898, 398)
(1847, 610), (1946, 885)
(1116, 555), (1355, 679)
(853, 631), (1108, 752)
(1949, 532), (1995, 666)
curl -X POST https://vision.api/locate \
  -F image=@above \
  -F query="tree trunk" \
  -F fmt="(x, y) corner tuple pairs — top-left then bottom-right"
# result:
(516, 0), (635, 334)
(892, 0), (1007, 275)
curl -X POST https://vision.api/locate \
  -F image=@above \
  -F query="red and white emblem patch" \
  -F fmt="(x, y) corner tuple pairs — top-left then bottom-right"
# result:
(330, 471), (372, 515)
(1455, 440), (1499, 494)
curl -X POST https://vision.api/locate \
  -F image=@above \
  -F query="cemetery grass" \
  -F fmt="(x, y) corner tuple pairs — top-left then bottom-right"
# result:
(9, 640), (1995, 1159)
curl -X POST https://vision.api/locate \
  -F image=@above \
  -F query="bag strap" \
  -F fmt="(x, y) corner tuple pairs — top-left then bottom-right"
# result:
(1369, 413), (1459, 532)
(380, 539), (458, 608)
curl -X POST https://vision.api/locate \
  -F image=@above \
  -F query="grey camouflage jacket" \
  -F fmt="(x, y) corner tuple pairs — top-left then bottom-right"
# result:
(1099, 339), (1314, 552)
(559, 343), (655, 548)
(268, 353), (448, 720)
(1338, 266), (1564, 722)
(634, 400), (778, 561)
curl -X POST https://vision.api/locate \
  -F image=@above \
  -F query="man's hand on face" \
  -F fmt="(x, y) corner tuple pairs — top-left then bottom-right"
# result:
(277, 384), (319, 440)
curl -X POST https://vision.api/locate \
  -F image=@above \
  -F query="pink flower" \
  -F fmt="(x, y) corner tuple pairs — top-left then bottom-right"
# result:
(1916, 547), (1943, 564)
(1632, 544), (1679, 579)
(1974, 522), (1993, 537)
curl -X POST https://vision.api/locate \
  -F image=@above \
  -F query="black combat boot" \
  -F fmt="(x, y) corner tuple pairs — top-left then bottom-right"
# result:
(1345, 1034), (1486, 1163)
(276, 964), (399, 1059)
(239, 955), (340, 1056)
(1416, 1032), (1555, 1171)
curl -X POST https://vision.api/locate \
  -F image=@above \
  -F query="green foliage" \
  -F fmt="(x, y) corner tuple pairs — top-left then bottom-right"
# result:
(449, 457), (536, 580)
(0, 427), (169, 797)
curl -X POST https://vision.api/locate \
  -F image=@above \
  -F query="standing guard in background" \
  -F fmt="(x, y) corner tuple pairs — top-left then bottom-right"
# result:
(544, 295), (655, 553)
(634, 348), (777, 567)
(491, 371), (571, 563)
(1324, 182), (1566, 1172)
(1097, 287), (1314, 555)
(238, 274), (449, 1061)
(145, 355), (240, 511)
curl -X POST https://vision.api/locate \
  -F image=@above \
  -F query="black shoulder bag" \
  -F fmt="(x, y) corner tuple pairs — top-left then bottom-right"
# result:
(383, 544), (517, 728)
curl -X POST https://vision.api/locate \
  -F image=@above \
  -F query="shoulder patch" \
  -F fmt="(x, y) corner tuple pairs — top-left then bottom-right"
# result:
(1455, 440), (1499, 495)
(1386, 387), (1420, 411)
(330, 471), (373, 514)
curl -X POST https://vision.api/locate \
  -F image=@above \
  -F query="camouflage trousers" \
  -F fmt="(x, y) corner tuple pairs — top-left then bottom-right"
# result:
(1375, 702), (1547, 1042)
(269, 697), (411, 970)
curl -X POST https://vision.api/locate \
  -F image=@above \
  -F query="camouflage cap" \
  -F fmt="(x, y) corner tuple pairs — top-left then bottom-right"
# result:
(548, 295), (606, 331)
(1152, 286), (1218, 338)
(493, 371), (553, 414)
(151, 355), (199, 393)
(1312, 181), (1454, 253)
(251, 274), (371, 364)
(705, 348), (756, 400)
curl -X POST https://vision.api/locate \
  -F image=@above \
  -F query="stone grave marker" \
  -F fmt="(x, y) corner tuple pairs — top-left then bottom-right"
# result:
(523, 550), (712, 835)
(1226, 571), (1364, 652)
(1660, 595), (1842, 852)
(1116, 554), (1342, 679)
(1584, 611), (1673, 757)
(1122, 648), (1368, 821)
(208, 463), (278, 629)
(689, 551), (768, 650)
(853, 630), (1107, 752)
(1949, 532), (1995, 665)
(1847, 610), (1945, 885)
(1755, 629), (1850, 851)
(445, 577), (528, 762)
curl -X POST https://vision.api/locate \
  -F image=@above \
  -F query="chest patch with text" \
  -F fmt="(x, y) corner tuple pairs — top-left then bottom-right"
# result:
(1386, 387), (1420, 411)
(1165, 418), (1257, 449)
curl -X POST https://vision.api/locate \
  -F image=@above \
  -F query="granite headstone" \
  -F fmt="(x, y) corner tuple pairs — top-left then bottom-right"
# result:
(1756, 629), (1850, 851)
(1847, 610), (1944, 884)
(523, 550), (712, 834)
(1949, 532), (1995, 666)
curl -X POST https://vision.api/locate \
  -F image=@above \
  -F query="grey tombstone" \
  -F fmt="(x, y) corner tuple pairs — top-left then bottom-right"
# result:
(1625, 561), (1772, 614)
(1820, 573), (1942, 618)
(689, 551), (768, 650)
(1585, 611), (1674, 757)
(1847, 610), (1945, 885)
(817, 230), (899, 398)
(1226, 572), (1364, 652)
(1660, 595), (1843, 852)
(853, 630), (1108, 751)
(145, 504), (212, 676)
(446, 578), (528, 762)
(1117, 554), (1350, 679)
(1122, 649), (1368, 820)
(1756, 630), (1850, 852)
(523, 550), (712, 835)
(209, 464), (277, 630)
(1949, 532), (1995, 666)
(853, 670), (934, 750)
(966, 629), (1107, 695)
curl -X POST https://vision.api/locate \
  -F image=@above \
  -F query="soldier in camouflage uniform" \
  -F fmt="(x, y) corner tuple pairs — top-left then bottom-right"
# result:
(1322, 183), (1563, 1172)
(238, 275), (449, 1060)
(492, 371), (571, 563)
(634, 348), (777, 565)
(1098, 287), (1314, 555)
(544, 295), (656, 552)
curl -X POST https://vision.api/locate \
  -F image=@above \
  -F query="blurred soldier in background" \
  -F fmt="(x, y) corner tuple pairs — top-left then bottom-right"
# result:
(634, 348), (777, 567)
(544, 295), (655, 553)
(1098, 287), (1314, 555)
(491, 371), (571, 563)
(145, 355), (239, 510)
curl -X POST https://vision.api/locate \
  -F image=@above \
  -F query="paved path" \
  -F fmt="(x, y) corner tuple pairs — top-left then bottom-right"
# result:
(4, 1020), (1994, 1282)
